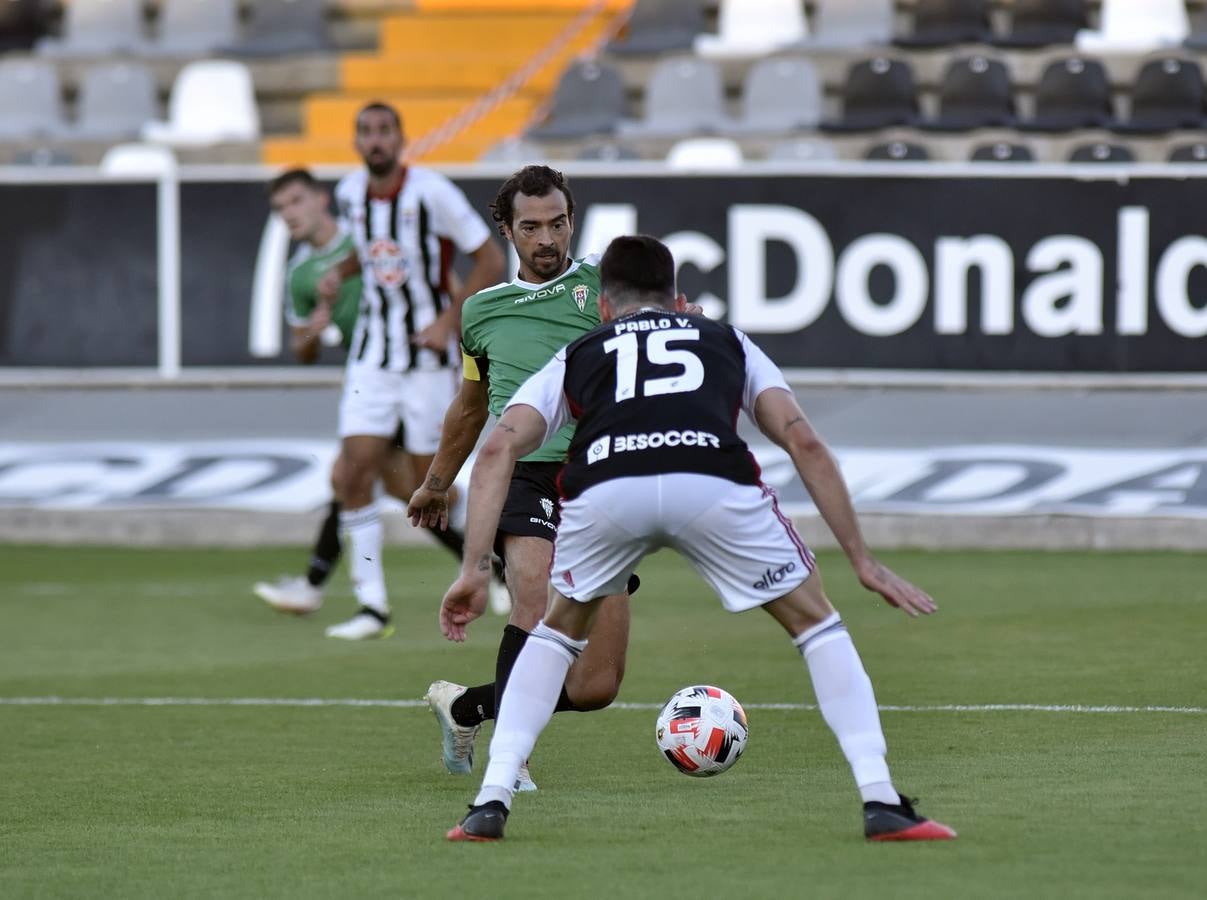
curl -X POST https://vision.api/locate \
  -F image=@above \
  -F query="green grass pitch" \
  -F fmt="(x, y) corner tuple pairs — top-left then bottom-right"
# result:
(2, 545), (1205, 899)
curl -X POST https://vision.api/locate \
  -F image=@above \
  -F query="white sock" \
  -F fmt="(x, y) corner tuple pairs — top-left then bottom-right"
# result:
(795, 613), (898, 806)
(474, 621), (587, 808)
(339, 503), (388, 614)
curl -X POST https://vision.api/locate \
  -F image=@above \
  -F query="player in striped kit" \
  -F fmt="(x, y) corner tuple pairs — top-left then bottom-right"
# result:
(317, 103), (506, 640)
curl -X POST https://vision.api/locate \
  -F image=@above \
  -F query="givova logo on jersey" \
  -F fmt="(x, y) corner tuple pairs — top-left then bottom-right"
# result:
(367, 238), (408, 287)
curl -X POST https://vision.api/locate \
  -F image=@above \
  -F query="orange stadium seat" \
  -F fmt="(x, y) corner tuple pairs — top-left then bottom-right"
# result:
(262, 1), (631, 165)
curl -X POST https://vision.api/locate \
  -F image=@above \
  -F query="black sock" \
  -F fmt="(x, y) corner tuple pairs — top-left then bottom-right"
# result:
(450, 683), (496, 727)
(305, 500), (342, 587)
(493, 624), (577, 716)
(428, 524), (506, 581)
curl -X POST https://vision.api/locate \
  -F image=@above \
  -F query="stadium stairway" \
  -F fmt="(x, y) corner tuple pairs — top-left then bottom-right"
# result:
(261, 0), (634, 165)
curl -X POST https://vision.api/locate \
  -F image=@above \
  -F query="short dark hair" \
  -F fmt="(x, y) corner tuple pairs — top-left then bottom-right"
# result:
(490, 165), (574, 235)
(268, 168), (321, 196)
(600, 235), (676, 310)
(357, 102), (402, 132)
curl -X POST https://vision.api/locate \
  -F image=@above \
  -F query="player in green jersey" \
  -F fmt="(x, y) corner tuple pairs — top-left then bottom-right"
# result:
(254, 169), (507, 619)
(409, 166), (638, 789)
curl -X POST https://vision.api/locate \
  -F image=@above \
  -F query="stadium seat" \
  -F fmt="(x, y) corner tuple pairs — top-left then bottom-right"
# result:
(1114, 58), (1204, 134)
(922, 55), (1015, 131)
(665, 137), (743, 170)
(821, 57), (919, 132)
(969, 141), (1035, 162)
(12, 147), (76, 166)
(725, 57), (823, 134)
(1076, 0), (1188, 52)
(0, 59), (65, 138)
(37, 0), (146, 57)
(223, 0), (329, 57)
(100, 143), (178, 176)
(993, 0), (1087, 48)
(608, 0), (707, 56)
(1168, 142), (1207, 162)
(619, 58), (729, 137)
(479, 136), (545, 163)
(141, 60), (260, 146)
(804, 0), (894, 49)
(0, 0), (51, 51)
(865, 141), (931, 161)
(145, 0), (239, 57)
(526, 61), (627, 140)
(71, 63), (158, 140)
(693, 0), (808, 58)
(577, 142), (642, 161)
(765, 137), (839, 162)
(895, 0), (992, 48)
(1067, 142), (1135, 163)
(1020, 57), (1112, 132)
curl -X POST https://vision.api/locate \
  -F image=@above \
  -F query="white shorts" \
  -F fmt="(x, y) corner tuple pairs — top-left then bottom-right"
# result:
(337, 365), (457, 454)
(550, 473), (816, 612)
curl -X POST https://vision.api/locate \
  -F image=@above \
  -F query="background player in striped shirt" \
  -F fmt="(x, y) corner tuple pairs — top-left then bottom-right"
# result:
(439, 234), (955, 844)
(314, 103), (506, 640)
(253, 168), (508, 623)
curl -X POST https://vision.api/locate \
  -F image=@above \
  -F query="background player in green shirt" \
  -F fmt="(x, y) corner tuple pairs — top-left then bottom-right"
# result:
(254, 169), (506, 619)
(409, 166), (655, 789)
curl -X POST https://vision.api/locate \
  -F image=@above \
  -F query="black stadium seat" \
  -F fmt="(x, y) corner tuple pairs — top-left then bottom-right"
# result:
(821, 57), (919, 132)
(969, 142), (1034, 162)
(993, 0), (1088, 49)
(1168, 142), (1207, 162)
(1114, 58), (1204, 134)
(1068, 142), (1135, 163)
(0, 0), (51, 51)
(922, 55), (1015, 131)
(1021, 57), (1113, 132)
(895, 0), (992, 48)
(865, 140), (931, 161)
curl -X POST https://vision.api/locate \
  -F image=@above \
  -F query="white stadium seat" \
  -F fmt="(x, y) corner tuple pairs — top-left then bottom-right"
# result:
(694, 0), (808, 58)
(141, 60), (260, 146)
(665, 137), (744, 171)
(1076, 0), (1188, 52)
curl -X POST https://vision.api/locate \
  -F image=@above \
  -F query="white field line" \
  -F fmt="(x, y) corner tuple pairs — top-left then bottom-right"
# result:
(0, 697), (1204, 714)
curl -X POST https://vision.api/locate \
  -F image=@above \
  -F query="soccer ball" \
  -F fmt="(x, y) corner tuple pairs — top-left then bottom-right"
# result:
(655, 685), (748, 777)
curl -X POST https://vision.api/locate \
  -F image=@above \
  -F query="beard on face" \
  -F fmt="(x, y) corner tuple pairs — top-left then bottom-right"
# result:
(364, 149), (396, 176)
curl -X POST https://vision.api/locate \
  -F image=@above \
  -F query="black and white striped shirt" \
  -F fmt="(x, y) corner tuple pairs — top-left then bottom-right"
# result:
(334, 167), (491, 372)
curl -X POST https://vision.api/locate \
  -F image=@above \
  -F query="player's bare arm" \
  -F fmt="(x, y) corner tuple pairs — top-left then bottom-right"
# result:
(317, 253), (362, 304)
(754, 387), (937, 618)
(439, 405), (546, 642)
(412, 239), (505, 351)
(407, 375), (491, 530)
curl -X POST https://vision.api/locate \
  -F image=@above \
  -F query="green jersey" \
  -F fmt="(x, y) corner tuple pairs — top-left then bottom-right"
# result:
(461, 254), (601, 462)
(285, 228), (362, 351)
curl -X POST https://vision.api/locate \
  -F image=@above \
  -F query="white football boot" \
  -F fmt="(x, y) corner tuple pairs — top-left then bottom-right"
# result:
(424, 680), (481, 774)
(254, 576), (323, 615)
(324, 609), (392, 640)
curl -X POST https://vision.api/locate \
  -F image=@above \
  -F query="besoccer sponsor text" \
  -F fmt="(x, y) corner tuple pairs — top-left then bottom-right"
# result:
(586, 430), (722, 463)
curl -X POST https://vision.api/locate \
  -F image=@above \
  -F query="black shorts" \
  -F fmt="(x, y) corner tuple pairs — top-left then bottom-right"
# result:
(496, 460), (562, 552)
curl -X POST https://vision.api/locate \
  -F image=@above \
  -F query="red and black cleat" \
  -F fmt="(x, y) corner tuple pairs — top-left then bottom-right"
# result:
(864, 795), (957, 842)
(447, 801), (508, 843)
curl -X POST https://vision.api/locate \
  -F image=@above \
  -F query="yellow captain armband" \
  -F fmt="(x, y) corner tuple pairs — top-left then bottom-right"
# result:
(462, 349), (483, 382)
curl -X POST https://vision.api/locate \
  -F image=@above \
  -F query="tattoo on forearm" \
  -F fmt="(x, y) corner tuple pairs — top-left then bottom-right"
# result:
(475, 555), (492, 573)
(425, 475), (445, 490)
